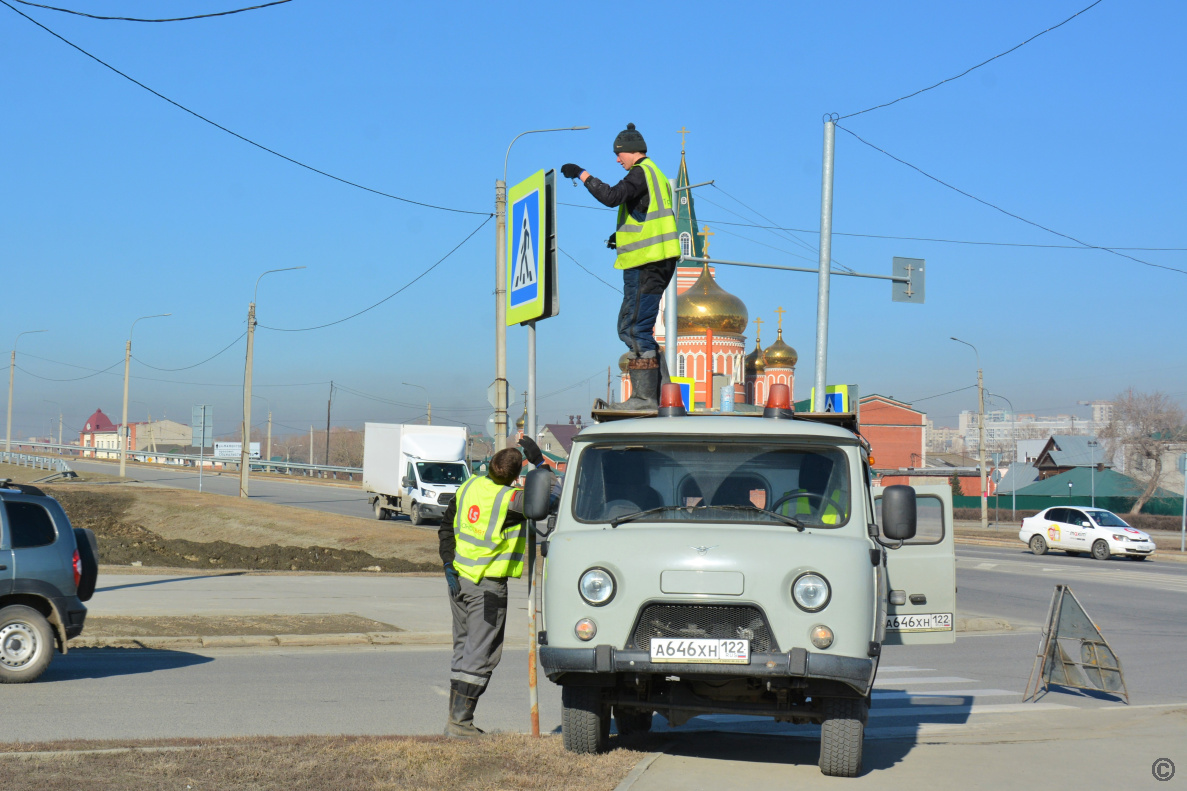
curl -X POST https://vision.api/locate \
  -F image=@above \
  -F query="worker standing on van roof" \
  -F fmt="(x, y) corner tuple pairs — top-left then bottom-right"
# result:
(562, 123), (681, 410)
(437, 438), (549, 738)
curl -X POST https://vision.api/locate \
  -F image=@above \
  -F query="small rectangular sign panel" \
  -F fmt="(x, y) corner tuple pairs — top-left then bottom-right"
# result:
(213, 441), (260, 459)
(670, 376), (696, 412)
(190, 405), (213, 448)
(892, 257), (925, 303)
(506, 170), (558, 325)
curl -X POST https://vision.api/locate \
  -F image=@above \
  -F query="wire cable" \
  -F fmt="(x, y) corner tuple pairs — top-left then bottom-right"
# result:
(907, 384), (979, 403)
(836, 124), (1187, 276)
(9, 0), (294, 22)
(14, 360), (123, 382)
(0, 0), (490, 216)
(558, 248), (621, 293)
(258, 215), (491, 331)
(840, 1), (1104, 119)
(133, 331), (246, 371)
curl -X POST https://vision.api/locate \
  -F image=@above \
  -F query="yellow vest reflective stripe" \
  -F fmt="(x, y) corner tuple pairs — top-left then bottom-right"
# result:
(451, 475), (525, 582)
(779, 489), (845, 525)
(614, 158), (681, 269)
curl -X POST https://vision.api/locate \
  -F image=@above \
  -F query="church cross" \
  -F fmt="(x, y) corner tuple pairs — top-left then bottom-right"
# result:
(678, 126), (690, 151)
(697, 225), (714, 257)
(774, 306), (786, 333)
(753, 316), (763, 343)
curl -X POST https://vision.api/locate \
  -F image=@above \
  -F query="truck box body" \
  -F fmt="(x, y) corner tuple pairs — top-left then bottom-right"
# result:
(363, 423), (468, 524)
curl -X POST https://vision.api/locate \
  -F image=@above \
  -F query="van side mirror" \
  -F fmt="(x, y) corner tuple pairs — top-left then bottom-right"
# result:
(402, 476), (415, 488)
(522, 468), (553, 521)
(881, 485), (917, 541)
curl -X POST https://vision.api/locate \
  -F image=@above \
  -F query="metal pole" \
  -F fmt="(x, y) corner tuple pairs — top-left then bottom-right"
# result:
(239, 302), (256, 498)
(527, 321), (536, 440)
(664, 268), (678, 380)
(266, 410), (272, 474)
(527, 525), (539, 736)
(977, 368), (987, 530)
(309, 425), (313, 465)
(119, 339), (131, 477)
(813, 118), (836, 412)
(324, 382), (332, 466)
(495, 178), (508, 451)
(198, 405), (205, 494)
(57, 411), (62, 447)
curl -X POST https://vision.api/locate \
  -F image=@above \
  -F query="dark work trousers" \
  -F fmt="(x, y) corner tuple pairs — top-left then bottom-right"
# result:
(449, 575), (509, 699)
(617, 257), (678, 356)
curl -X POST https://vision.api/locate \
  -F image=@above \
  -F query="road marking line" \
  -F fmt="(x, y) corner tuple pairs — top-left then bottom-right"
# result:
(873, 688), (1018, 700)
(875, 666), (936, 673)
(873, 676), (974, 687)
(869, 701), (1071, 718)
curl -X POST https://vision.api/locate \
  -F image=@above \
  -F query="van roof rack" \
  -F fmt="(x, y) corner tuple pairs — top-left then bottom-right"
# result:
(590, 401), (859, 433)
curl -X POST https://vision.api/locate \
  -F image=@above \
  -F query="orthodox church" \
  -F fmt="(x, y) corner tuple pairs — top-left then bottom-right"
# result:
(618, 134), (799, 409)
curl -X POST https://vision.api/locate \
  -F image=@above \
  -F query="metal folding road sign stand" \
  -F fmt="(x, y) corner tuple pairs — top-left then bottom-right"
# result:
(1023, 584), (1128, 703)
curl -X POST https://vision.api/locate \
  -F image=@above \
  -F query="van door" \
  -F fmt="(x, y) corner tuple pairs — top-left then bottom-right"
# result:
(875, 484), (956, 645)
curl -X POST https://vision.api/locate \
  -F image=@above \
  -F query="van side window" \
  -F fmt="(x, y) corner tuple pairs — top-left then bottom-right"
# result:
(5, 501), (57, 548)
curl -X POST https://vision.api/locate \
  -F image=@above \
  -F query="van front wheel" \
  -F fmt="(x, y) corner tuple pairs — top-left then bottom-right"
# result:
(819, 696), (867, 777)
(561, 685), (609, 754)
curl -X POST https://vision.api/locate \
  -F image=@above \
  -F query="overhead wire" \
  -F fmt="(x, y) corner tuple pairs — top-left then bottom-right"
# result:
(9, 0), (294, 22)
(907, 384), (979, 403)
(839, 0), (1104, 119)
(14, 360), (122, 382)
(133, 331), (246, 371)
(0, 0), (490, 217)
(835, 124), (1187, 276)
(559, 248), (621, 293)
(258, 215), (492, 331)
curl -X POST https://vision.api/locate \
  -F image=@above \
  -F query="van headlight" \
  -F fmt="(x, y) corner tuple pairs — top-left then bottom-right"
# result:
(579, 568), (615, 606)
(792, 573), (831, 612)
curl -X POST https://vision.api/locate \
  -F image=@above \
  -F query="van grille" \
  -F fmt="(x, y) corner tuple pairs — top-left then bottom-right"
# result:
(627, 604), (778, 653)
(437, 493), (454, 506)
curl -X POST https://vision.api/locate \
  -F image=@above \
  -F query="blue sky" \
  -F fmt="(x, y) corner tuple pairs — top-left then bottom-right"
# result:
(3, 0), (1184, 441)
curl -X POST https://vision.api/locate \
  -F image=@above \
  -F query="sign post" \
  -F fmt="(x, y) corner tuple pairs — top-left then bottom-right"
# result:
(1178, 453), (1186, 552)
(191, 405), (212, 493)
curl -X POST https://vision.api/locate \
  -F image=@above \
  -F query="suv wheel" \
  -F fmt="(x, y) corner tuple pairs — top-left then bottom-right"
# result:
(561, 685), (610, 754)
(819, 696), (867, 777)
(0, 605), (54, 684)
(613, 706), (653, 737)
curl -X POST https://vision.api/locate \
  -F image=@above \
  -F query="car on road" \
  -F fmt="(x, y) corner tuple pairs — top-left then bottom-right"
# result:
(1020, 506), (1155, 560)
(0, 480), (98, 682)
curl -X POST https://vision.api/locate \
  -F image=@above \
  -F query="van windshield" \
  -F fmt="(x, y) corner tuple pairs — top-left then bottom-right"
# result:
(571, 441), (851, 528)
(416, 462), (469, 485)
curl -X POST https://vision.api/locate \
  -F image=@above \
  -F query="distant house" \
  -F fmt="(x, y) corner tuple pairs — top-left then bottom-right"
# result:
(1033, 435), (1110, 480)
(538, 422), (584, 461)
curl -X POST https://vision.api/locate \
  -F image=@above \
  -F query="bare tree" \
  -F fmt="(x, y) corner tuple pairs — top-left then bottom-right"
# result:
(1100, 388), (1186, 513)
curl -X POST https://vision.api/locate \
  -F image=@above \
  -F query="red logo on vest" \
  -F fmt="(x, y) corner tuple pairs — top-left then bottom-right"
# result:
(467, 504), (481, 523)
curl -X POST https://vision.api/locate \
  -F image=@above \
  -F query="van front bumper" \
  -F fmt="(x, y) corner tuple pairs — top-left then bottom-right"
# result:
(540, 645), (876, 695)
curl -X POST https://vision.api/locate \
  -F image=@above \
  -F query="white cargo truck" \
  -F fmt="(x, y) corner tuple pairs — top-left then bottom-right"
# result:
(363, 423), (469, 525)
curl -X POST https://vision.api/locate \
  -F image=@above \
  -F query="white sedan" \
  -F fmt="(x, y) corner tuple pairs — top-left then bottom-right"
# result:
(1020, 506), (1156, 561)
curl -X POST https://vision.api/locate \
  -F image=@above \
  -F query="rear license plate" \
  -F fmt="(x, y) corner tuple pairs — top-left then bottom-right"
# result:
(649, 638), (750, 664)
(886, 612), (953, 632)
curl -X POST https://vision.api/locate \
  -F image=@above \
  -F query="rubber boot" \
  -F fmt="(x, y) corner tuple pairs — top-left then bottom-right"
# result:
(610, 362), (660, 411)
(444, 686), (485, 738)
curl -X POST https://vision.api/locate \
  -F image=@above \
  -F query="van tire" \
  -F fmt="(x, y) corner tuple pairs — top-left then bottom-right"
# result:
(373, 499), (387, 521)
(0, 605), (54, 684)
(410, 503), (427, 526)
(1029, 535), (1048, 556)
(614, 707), (653, 737)
(818, 696), (866, 777)
(561, 685), (609, 754)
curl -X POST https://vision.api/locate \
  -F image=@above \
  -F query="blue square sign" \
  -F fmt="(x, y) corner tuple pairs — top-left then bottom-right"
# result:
(509, 188), (540, 310)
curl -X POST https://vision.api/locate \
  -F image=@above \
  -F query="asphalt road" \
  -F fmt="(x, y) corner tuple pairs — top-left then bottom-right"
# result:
(69, 458), (377, 520)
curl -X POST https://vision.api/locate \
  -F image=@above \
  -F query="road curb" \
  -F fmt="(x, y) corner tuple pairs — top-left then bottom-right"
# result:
(69, 631), (453, 650)
(613, 752), (663, 791)
(956, 535), (1187, 562)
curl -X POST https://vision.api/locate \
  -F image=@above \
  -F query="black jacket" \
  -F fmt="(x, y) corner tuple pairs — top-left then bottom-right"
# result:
(583, 160), (651, 223)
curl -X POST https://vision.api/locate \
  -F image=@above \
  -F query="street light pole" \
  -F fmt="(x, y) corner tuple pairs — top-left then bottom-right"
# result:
(43, 399), (62, 449)
(1087, 439), (1099, 508)
(813, 116), (836, 412)
(402, 382), (430, 425)
(989, 392), (1018, 521)
(7, 330), (47, 452)
(952, 337), (988, 530)
(120, 315), (170, 477)
(252, 394), (273, 474)
(240, 266), (305, 498)
(497, 126), (589, 451)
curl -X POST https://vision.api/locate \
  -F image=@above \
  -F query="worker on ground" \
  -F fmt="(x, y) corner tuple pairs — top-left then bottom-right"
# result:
(562, 123), (681, 410)
(438, 438), (550, 737)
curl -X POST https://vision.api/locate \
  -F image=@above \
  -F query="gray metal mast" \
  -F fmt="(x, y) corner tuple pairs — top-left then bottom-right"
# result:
(813, 117), (837, 411)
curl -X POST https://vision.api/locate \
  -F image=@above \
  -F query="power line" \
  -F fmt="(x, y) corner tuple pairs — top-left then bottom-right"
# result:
(835, 124), (1187, 276)
(14, 360), (123, 382)
(907, 384), (978, 403)
(0, 0), (490, 217)
(839, 0), (1104, 119)
(259, 215), (492, 331)
(559, 201), (1186, 252)
(558, 248), (621, 293)
(133, 332), (246, 371)
(10, 0), (294, 22)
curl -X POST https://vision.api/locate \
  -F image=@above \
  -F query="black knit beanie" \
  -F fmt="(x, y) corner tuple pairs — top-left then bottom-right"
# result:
(613, 123), (647, 154)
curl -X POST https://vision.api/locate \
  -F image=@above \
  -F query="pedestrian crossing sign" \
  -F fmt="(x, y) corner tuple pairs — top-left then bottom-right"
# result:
(506, 169), (558, 325)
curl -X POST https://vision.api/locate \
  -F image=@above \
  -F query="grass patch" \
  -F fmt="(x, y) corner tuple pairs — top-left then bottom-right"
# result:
(0, 734), (644, 791)
(0, 462), (120, 484)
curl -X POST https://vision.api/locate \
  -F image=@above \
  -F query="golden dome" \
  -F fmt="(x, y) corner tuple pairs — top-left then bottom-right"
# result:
(744, 337), (766, 375)
(618, 351), (632, 373)
(763, 329), (798, 369)
(676, 265), (748, 335)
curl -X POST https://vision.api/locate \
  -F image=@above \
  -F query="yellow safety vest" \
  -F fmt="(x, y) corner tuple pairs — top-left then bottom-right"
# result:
(614, 158), (681, 269)
(451, 475), (525, 583)
(779, 489), (846, 525)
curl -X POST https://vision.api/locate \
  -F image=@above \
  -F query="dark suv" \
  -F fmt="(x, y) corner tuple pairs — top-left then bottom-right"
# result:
(0, 481), (97, 682)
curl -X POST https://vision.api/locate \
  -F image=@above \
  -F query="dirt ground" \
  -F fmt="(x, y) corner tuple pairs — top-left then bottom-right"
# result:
(0, 734), (644, 791)
(44, 485), (440, 573)
(83, 614), (400, 638)
(0, 462), (120, 484)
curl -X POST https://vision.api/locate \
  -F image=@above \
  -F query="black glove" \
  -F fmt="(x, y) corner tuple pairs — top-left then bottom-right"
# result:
(518, 436), (544, 466)
(444, 563), (460, 598)
(606, 232), (617, 250)
(561, 163), (583, 180)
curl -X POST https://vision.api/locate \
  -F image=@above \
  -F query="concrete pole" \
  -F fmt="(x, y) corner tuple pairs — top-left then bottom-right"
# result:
(813, 118), (836, 412)
(495, 179), (509, 451)
(527, 320), (536, 439)
(6, 350), (15, 454)
(427, 401), (432, 426)
(325, 382), (332, 467)
(266, 410), (272, 474)
(308, 425), (313, 465)
(57, 412), (62, 447)
(239, 302), (256, 498)
(119, 339), (132, 477)
(977, 368), (988, 530)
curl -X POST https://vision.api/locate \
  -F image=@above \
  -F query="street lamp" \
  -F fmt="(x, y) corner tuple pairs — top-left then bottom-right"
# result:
(951, 337), (987, 530)
(496, 126), (589, 451)
(252, 394), (273, 473)
(988, 392), (1018, 522)
(43, 399), (62, 449)
(6, 329), (48, 452)
(402, 382), (430, 425)
(1087, 439), (1100, 508)
(120, 314), (171, 477)
(240, 266), (305, 497)
(1068, 481), (1074, 501)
